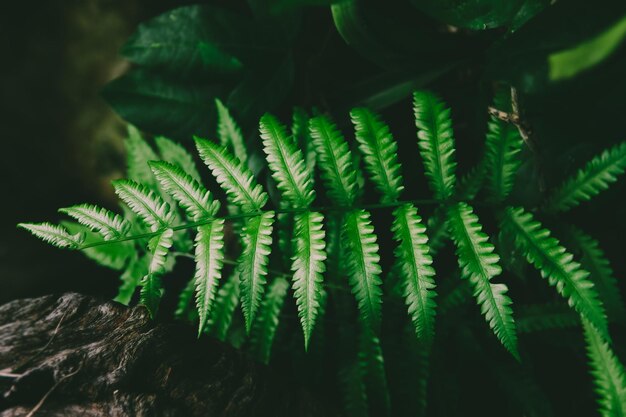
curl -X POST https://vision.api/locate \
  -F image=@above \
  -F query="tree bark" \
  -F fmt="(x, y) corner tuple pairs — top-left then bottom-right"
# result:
(0, 293), (332, 417)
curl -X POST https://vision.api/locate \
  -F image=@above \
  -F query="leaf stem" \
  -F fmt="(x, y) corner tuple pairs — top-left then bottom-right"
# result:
(78, 198), (453, 250)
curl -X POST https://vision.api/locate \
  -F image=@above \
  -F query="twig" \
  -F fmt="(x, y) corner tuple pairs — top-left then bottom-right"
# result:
(25, 364), (82, 417)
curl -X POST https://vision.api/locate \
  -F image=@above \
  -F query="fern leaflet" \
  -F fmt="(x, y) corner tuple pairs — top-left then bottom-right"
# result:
(154, 136), (201, 183)
(447, 202), (519, 358)
(583, 318), (626, 417)
(194, 220), (225, 335)
(344, 209), (383, 332)
(350, 107), (404, 203)
(18, 222), (84, 249)
(413, 91), (457, 200)
(141, 228), (174, 317)
(195, 137), (267, 211)
(150, 161), (220, 221)
(59, 204), (129, 241)
(291, 211), (327, 349)
(292, 107), (316, 182)
(391, 203), (437, 342)
(112, 179), (174, 232)
(260, 113), (315, 207)
(484, 112), (523, 201)
(239, 211), (275, 332)
(208, 271), (240, 341)
(309, 115), (358, 206)
(501, 206), (609, 338)
(126, 124), (159, 188)
(547, 142), (626, 212)
(251, 277), (289, 364)
(215, 98), (247, 164)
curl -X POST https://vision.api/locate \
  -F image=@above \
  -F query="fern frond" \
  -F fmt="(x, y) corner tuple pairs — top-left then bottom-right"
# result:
(150, 161), (219, 221)
(215, 98), (247, 164)
(126, 124), (158, 188)
(291, 211), (327, 349)
(447, 202), (519, 358)
(195, 137), (268, 211)
(484, 113), (523, 201)
(350, 107), (404, 203)
(112, 179), (174, 232)
(155, 136), (202, 182)
(62, 221), (133, 270)
(569, 227), (626, 321)
(260, 113), (315, 208)
(239, 211), (275, 332)
(391, 203), (437, 342)
(309, 115), (358, 206)
(59, 204), (129, 241)
(208, 271), (240, 341)
(344, 209), (383, 332)
(547, 142), (626, 212)
(292, 107), (316, 182)
(501, 206), (609, 338)
(251, 277), (289, 364)
(583, 318), (626, 417)
(517, 303), (579, 334)
(194, 220), (225, 336)
(18, 222), (84, 249)
(114, 254), (149, 305)
(413, 91), (457, 200)
(458, 160), (487, 200)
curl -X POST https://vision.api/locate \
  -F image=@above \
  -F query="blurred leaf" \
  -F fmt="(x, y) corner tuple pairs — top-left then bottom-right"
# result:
(331, 0), (475, 72)
(411, 0), (525, 29)
(549, 14), (626, 81)
(103, 69), (223, 140)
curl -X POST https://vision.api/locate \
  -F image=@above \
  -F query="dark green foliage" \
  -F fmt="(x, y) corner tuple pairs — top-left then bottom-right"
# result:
(20, 92), (626, 416)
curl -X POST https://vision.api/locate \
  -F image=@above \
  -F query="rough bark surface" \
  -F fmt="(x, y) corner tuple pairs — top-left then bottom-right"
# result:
(0, 293), (331, 417)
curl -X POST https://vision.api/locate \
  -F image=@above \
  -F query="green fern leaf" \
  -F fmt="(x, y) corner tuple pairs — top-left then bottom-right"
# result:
(391, 203), (437, 342)
(447, 202), (519, 358)
(350, 107), (404, 203)
(569, 227), (626, 321)
(484, 114), (523, 201)
(291, 211), (327, 349)
(239, 211), (275, 332)
(149, 161), (220, 221)
(501, 206), (609, 338)
(251, 277), (289, 364)
(18, 222), (84, 249)
(292, 107), (316, 182)
(141, 228), (174, 318)
(344, 209), (383, 332)
(114, 254), (149, 305)
(112, 179), (174, 232)
(260, 113), (316, 208)
(358, 324), (390, 416)
(517, 303), (579, 334)
(215, 98), (247, 164)
(309, 115), (358, 206)
(59, 204), (129, 240)
(62, 221), (133, 270)
(547, 142), (626, 212)
(340, 361), (369, 417)
(148, 228), (174, 275)
(155, 136), (202, 183)
(195, 137), (268, 211)
(126, 124), (159, 188)
(175, 276), (197, 321)
(194, 220), (225, 335)
(583, 318), (626, 417)
(208, 271), (240, 341)
(413, 91), (457, 200)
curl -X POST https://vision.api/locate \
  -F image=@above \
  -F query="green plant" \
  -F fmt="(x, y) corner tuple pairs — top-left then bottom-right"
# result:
(19, 90), (626, 416)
